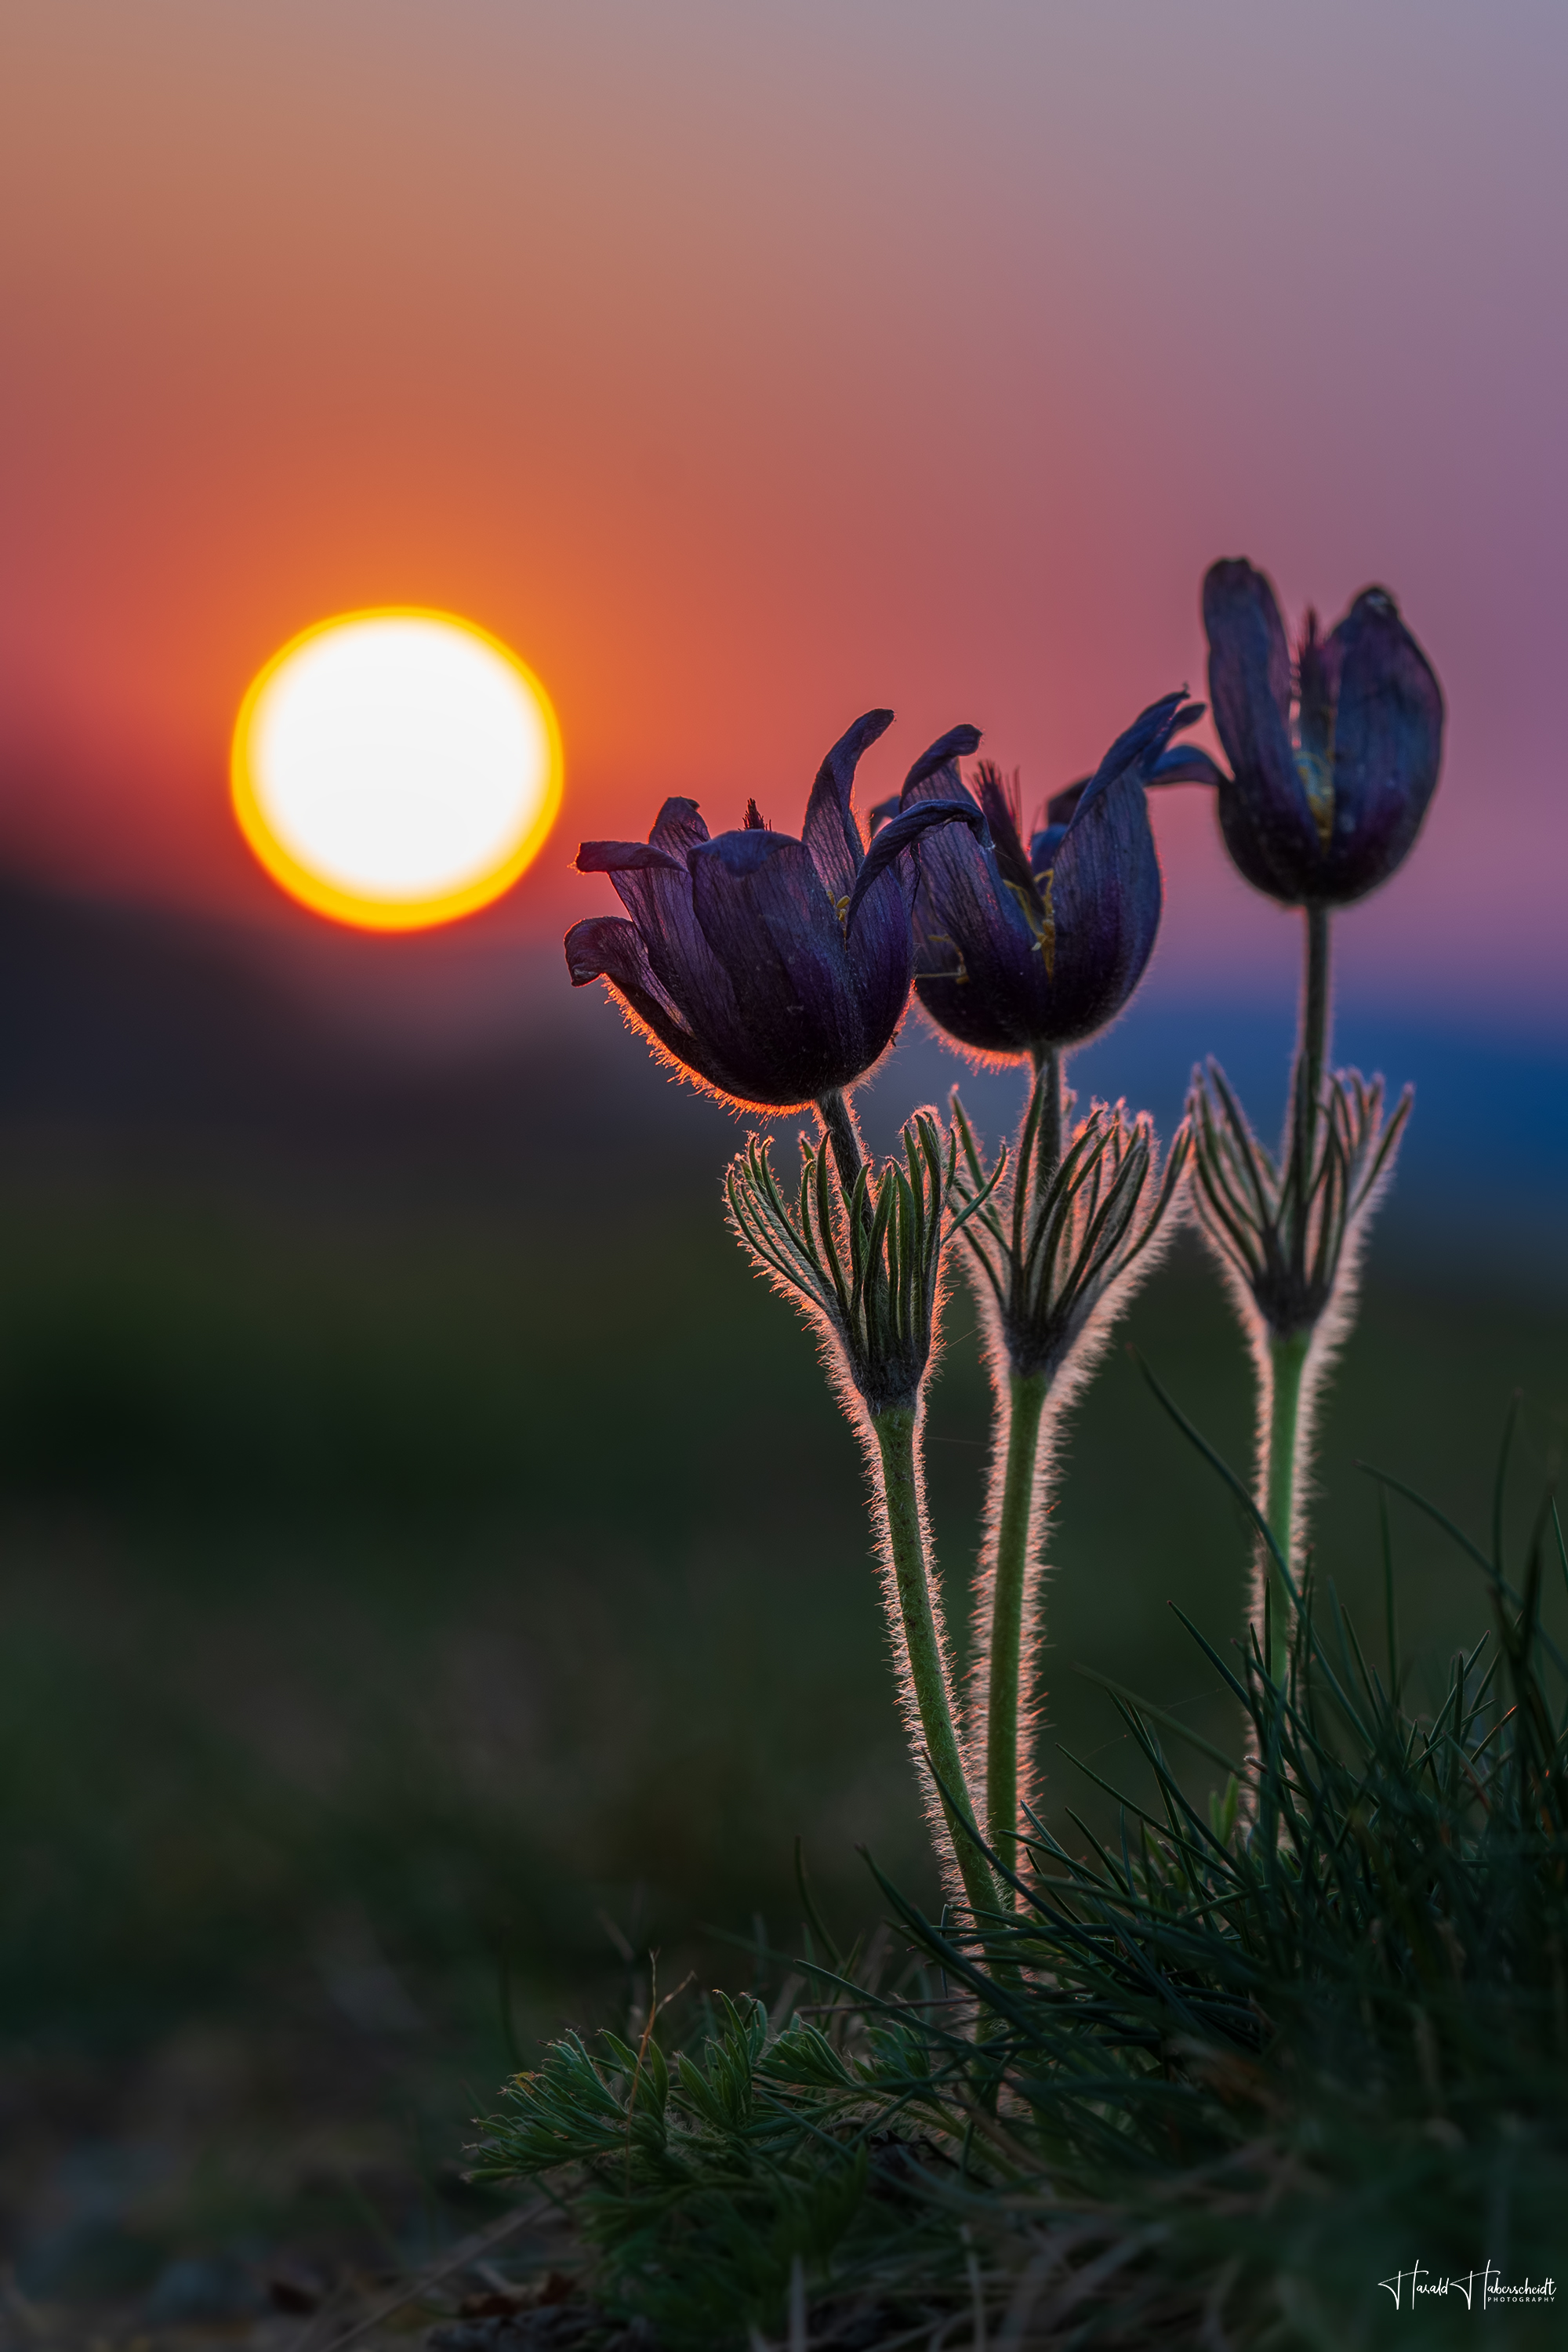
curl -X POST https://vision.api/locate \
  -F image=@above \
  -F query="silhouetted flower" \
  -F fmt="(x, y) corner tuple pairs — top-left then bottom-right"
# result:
(1203, 559), (1445, 907)
(883, 694), (1205, 1063)
(564, 711), (985, 1110)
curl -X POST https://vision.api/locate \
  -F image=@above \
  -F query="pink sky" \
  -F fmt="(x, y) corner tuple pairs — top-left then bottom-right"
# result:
(2, 2), (1565, 1027)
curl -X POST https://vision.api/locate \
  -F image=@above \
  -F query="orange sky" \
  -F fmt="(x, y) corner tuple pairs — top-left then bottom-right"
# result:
(3, 2), (1566, 1024)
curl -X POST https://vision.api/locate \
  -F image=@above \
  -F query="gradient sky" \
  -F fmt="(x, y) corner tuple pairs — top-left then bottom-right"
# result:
(3, 1), (1566, 1028)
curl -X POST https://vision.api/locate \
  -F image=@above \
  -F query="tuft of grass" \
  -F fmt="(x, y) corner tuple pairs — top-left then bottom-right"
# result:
(477, 1423), (1568, 2349)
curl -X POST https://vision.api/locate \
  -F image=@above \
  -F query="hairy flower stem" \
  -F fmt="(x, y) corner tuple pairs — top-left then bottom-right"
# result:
(1303, 906), (1330, 1095)
(871, 1404), (1000, 1925)
(1264, 1330), (1310, 1686)
(1263, 907), (1332, 1677)
(1288, 907), (1332, 1268)
(815, 1087), (866, 1193)
(985, 1370), (1050, 1885)
(983, 1048), (1065, 1891)
(1029, 1042), (1064, 1192)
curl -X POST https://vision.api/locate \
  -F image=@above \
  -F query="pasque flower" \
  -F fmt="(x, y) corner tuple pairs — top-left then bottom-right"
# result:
(868, 695), (1203, 1894)
(727, 1112), (1007, 1922)
(1203, 558), (1444, 907)
(564, 710), (985, 1112)
(565, 712), (1007, 1928)
(1187, 558), (1444, 1694)
(885, 693), (1210, 1063)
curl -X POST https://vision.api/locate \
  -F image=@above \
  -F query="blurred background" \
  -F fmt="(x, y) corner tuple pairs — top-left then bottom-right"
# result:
(1, 0), (1565, 2325)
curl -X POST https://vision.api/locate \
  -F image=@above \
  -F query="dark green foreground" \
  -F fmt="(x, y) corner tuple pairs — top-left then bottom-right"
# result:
(0, 1128), (1563, 2336)
(485, 1497), (1568, 2348)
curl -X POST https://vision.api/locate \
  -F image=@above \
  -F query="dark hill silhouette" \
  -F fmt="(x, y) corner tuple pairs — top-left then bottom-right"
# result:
(0, 873), (1562, 1265)
(0, 876), (739, 1205)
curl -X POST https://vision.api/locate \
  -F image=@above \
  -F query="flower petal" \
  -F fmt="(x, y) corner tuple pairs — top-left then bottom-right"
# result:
(580, 833), (759, 1087)
(575, 796), (709, 883)
(908, 815), (1051, 1058)
(1046, 763), (1162, 1045)
(1034, 717), (1220, 860)
(1320, 587), (1444, 903)
(689, 829), (871, 1103)
(835, 796), (988, 1057)
(575, 839), (687, 876)
(1148, 743), (1225, 786)
(1203, 558), (1322, 902)
(840, 731), (989, 1040)
(649, 797), (711, 858)
(843, 797), (989, 934)
(1035, 778), (1090, 856)
(563, 915), (747, 1096)
(1069, 691), (1192, 825)
(800, 708), (895, 901)
(897, 724), (983, 808)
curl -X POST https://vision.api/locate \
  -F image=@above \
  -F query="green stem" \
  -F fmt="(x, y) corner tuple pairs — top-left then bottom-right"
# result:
(985, 1369), (1050, 1887)
(981, 1047), (1068, 1884)
(871, 1405), (999, 1923)
(1266, 906), (1330, 1683)
(1288, 906), (1331, 1274)
(1029, 1043), (1064, 1199)
(815, 1088), (865, 1197)
(1303, 902), (1330, 1079)
(1265, 1330), (1310, 1685)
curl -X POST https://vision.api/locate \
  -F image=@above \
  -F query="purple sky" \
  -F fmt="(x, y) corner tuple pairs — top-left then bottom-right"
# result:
(2, 2), (1565, 1037)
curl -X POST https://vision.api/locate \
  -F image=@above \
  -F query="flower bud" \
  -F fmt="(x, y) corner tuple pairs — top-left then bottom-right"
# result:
(1202, 560), (1444, 908)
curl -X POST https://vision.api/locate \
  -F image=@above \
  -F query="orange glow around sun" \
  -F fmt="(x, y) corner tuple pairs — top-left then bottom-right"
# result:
(231, 608), (564, 931)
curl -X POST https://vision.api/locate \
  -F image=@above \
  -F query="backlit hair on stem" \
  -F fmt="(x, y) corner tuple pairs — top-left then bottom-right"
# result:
(724, 1112), (1005, 1917)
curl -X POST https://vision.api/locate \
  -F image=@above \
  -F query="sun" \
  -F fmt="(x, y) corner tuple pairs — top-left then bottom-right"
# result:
(231, 608), (564, 931)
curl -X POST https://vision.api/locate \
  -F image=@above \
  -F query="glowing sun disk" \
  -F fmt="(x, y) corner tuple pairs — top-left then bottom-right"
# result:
(232, 609), (563, 930)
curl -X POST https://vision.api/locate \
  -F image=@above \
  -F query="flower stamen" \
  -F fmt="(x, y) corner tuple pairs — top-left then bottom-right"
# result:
(1005, 870), (1058, 978)
(918, 934), (968, 985)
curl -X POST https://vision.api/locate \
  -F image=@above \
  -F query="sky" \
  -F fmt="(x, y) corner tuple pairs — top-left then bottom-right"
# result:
(2, 0), (1566, 1035)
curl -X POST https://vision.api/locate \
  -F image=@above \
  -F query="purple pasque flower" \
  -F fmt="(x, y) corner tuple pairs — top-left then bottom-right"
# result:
(884, 694), (1205, 1063)
(564, 710), (987, 1112)
(1203, 558), (1445, 907)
